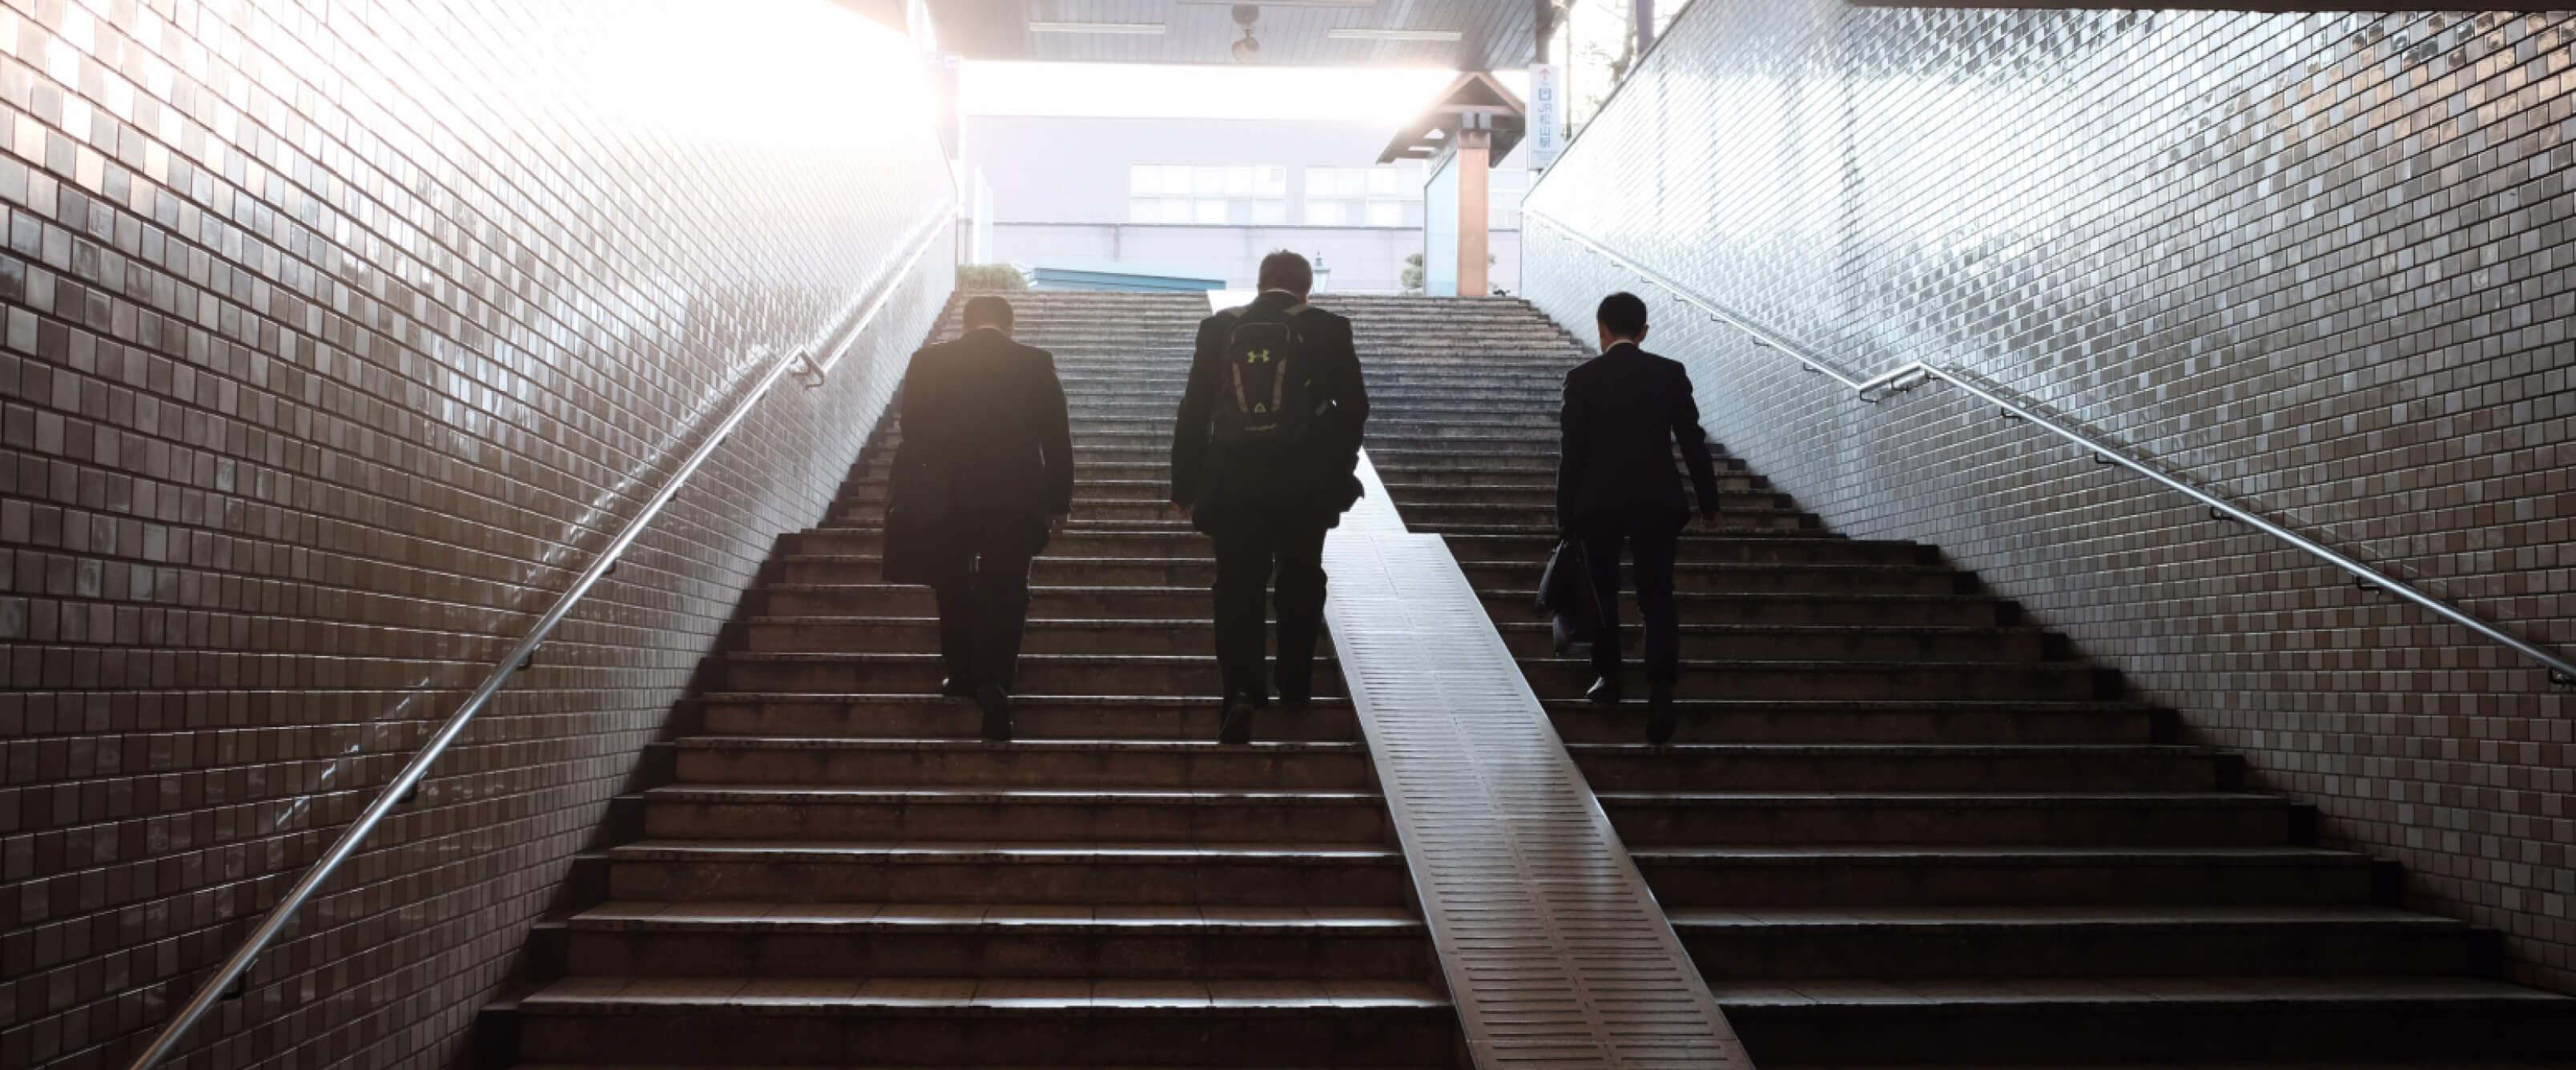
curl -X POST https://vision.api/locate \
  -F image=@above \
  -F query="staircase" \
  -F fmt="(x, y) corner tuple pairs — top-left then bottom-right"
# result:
(1343, 295), (2576, 1067)
(499, 291), (1458, 1068)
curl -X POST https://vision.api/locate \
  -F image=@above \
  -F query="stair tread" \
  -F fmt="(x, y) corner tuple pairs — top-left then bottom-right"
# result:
(1599, 791), (2280, 807)
(1527, 657), (2093, 670)
(1572, 743), (2199, 756)
(1666, 904), (2455, 927)
(674, 737), (1363, 754)
(572, 901), (1423, 930)
(1498, 622), (2036, 637)
(1705, 974), (2570, 1006)
(614, 839), (1404, 861)
(1636, 845), (2362, 862)
(696, 693), (1351, 708)
(521, 974), (1448, 1010)
(649, 785), (1383, 803)
(1543, 698), (2147, 713)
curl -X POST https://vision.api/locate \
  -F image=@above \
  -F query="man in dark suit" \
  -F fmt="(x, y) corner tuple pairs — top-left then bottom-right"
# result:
(1557, 292), (1721, 745)
(1171, 251), (1369, 745)
(891, 295), (1073, 741)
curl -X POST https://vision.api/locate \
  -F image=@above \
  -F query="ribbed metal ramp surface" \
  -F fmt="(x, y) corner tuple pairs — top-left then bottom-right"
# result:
(1325, 454), (1750, 1068)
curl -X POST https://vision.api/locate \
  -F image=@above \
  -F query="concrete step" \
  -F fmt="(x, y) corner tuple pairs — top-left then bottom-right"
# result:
(1572, 744), (2225, 793)
(694, 694), (1362, 742)
(561, 900), (1435, 980)
(744, 615), (1276, 657)
(839, 498), (1183, 525)
(1372, 450), (1749, 476)
(1519, 658), (2117, 702)
(763, 583), (1216, 618)
(719, 653), (1339, 696)
(1396, 487), (1793, 515)
(1709, 975), (2576, 1064)
(1388, 477), (1771, 504)
(1466, 558), (1962, 596)
(517, 976), (1455, 1065)
(1414, 505), (1817, 533)
(786, 528), (1225, 559)
(1543, 699), (2158, 746)
(1500, 621), (2051, 662)
(670, 737), (1375, 790)
(819, 516), (1205, 536)
(1600, 791), (2290, 846)
(642, 785), (1393, 844)
(1484, 588), (2008, 628)
(606, 840), (1415, 905)
(1632, 846), (2380, 907)
(1669, 905), (2476, 979)
(839, 478), (1178, 506)
(1399, 497), (1807, 525)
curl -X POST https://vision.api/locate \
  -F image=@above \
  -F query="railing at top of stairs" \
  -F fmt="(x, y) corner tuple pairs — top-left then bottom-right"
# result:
(1526, 209), (2576, 690)
(122, 205), (956, 1070)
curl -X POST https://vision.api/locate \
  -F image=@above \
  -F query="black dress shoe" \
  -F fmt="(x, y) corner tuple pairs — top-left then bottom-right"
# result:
(976, 684), (1012, 742)
(1585, 677), (1624, 706)
(940, 676), (976, 699)
(1646, 681), (1677, 746)
(1217, 695), (1258, 745)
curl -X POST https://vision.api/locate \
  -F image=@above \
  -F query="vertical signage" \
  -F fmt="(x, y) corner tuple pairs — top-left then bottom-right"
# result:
(1527, 62), (1564, 171)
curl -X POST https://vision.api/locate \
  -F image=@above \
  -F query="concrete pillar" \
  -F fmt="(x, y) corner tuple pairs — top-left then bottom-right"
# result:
(1456, 128), (1491, 297)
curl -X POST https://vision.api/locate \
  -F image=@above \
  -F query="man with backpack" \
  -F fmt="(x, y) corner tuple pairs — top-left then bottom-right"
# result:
(1170, 251), (1370, 745)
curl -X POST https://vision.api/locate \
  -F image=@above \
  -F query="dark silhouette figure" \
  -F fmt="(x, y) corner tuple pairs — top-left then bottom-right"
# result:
(887, 296), (1073, 741)
(1171, 251), (1369, 744)
(1556, 292), (1721, 745)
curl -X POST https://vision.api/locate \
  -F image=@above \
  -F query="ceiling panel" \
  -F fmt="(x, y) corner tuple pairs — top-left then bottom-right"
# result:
(925, 1), (1541, 69)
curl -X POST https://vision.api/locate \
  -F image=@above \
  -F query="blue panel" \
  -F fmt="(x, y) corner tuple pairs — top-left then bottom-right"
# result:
(1423, 154), (1461, 297)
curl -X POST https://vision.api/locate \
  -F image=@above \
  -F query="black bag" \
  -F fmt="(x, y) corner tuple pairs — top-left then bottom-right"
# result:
(880, 453), (948, 585)
(1536, 537), (1604, 654)
(1210, 306), (1322, 460)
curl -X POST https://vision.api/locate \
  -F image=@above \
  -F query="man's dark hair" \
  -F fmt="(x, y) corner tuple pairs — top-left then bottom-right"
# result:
(1258, 251), (1314, 296)
(1597, 292), (1648, 340)
(962, 295), (1014, 332)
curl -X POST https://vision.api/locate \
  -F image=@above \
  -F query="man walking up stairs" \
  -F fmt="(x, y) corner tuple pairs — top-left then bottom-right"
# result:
(1348, 292), (2576, 1067)
(489, 290), (1457, 1068)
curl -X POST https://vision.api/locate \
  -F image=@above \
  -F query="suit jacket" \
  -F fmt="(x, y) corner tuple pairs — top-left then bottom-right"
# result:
(1169, 291), (1370, 530)
(892, 327), (1075, 525)
(1556, 342), (1722, 531)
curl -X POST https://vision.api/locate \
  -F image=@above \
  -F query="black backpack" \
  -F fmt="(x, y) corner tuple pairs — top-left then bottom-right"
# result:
(1210, 304), (1321, 454)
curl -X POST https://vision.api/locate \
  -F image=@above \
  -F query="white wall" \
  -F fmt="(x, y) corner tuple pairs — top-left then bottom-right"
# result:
(964, 114), (1527, 292)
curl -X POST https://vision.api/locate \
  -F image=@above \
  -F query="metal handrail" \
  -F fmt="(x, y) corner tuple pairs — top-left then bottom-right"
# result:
(1526, 210), (2576, 687)
(124, 206), (956, 1070)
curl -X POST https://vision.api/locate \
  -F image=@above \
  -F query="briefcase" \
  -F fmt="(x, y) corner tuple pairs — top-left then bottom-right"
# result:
(1535, 537), (1604, 654)
(880, 456), (949, 586)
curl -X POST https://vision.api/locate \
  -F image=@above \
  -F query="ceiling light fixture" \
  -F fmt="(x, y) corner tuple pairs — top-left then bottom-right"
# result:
(1231, 5), (1262, 62)
(1325, 28), (1463, 42)
(1028, 21), (1168, 35)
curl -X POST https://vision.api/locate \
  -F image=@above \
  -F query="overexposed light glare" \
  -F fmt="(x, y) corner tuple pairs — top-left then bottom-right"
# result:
(570, 3), (932, 151)
(963, 62), (1528, 124)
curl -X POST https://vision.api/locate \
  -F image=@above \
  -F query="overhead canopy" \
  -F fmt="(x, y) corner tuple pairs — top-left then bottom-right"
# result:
(910, 1), (1541, 69)
(1378, 71), (1525, 163)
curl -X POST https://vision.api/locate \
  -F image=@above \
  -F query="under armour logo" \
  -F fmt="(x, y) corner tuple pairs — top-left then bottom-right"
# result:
(1244, 349), (1272, 363)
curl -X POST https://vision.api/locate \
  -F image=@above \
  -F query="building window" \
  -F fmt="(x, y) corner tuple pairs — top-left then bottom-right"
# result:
(1303, 163), (1426, 227)
(1129, 165), (1289, 225)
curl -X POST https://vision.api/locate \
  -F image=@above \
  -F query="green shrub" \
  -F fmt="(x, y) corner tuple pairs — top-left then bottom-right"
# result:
(956, 263), (1028, 292)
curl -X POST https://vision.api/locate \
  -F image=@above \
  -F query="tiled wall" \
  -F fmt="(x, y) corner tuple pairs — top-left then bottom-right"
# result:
(0, 2), (954, 1068)
(1526, 3), (2573, 990)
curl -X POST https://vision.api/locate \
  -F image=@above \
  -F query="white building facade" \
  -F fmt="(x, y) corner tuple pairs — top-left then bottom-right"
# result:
(960, 115), (1527, 294)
